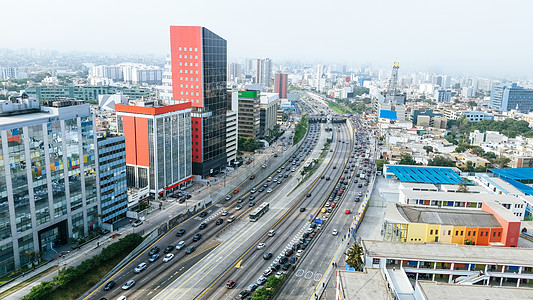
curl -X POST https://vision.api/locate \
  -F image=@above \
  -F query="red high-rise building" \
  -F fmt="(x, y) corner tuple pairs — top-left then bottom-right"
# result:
(274, 73), (288, 99)
(170, 26), (227, 177)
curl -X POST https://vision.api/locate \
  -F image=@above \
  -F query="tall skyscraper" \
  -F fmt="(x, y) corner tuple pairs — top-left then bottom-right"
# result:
(255, 58), (272, 87)
(170, 26), (227, 177)
(274, 73), (288, 99)
(490, 84), (533, 112)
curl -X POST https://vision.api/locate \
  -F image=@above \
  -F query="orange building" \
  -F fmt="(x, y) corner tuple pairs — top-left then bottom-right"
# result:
(116, 100), (193, 196)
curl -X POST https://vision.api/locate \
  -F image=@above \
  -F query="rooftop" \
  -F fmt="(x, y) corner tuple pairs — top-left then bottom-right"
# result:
(362, 240), (533, 266)
(399, 182), (438, 191)
(489, 168), (533, 195)
(416, 281), (533, 300)
(337, 269), (391, 300)
(397, 204), (501, 228)
(386, 165), (466, 185)
(400, 189), (524, 204)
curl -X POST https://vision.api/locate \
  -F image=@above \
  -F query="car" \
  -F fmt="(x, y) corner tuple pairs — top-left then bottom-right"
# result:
(199, 222), (208, 230)
(251, 188), (257, 193)
(345, 209), (351, 214)
(263, 183), (269, 187)
(333, 166), (336, 169)
(282, 263), (291, 270)
(332, 229), (339, 236)
(289, 256), (297, 264)
(249, 195), (256, 201)
(273, 178), (278, 182)
(292, 243), (300, 251)
(353, 179), (358, 183)
(258, 187), (264, 192)
(249, 202), (255, 207)
(284, 174), (289, 178)
(216, 218), (224, 225)
(227, 215), (236, 223)
(321, 175), (325, 179)
(221, 210), (229, 216)
(233, 188), (239, 194)
(284, 249), (294, 256)
(176, 241), (186, 250)
(300, 207), (306, 212)
(330, 203), (336, 208)
(238, 197), (245, 203)
(163, 253), (175, 262)
(199, 211), (208, 218)
(355, 197), (361, 202)
(193, 234), (202, 242)
(248, 283), (259, 291)
(263, 252), (273, 260)
(274, 153), (278, 157)
(134, 262), (147, 273)
(358, 184), (363, 188)
(122, 279), (135, 290)
(262, 164), (267, 168)
(277, 168), (282, 173)
(326, 177), (330, 180)
(226, 280), (236, 289)
(257, 242), (265, 250)
(296, 250), (304, 257)
(364, 181), (369, 186)
(267, 188), (272, 193)
(176, 229), (186, 237)
(263, 268), (272, 276)
(268, 230), (276, 237)
(164, 245), (174, 253)
(279, 256), (289, 264)
(149, 254), (160, 262)
(149, 246), (160, 256)
(103, 280), (116, 291)
(267, 176), (272, 182)
(249, 175), (255, 180)
(358, 192), (363, 197)
(270, 263), (281, 271)
(185, 246), (196, 254)
(132, 219), (143, 227)
(236, 204), (243, 210)
(257, 276), (268, 285)
(306, 193), (312, 197)
(277, 180), (283, 184)
(225, 195), (232, 201)
(275, 271), (285, 278)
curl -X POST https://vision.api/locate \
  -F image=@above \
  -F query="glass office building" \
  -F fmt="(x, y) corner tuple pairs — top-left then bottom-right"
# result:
(0, 97), (100, 275)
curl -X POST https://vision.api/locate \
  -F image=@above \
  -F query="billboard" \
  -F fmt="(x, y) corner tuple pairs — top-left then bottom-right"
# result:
(379, 109), (397, 120)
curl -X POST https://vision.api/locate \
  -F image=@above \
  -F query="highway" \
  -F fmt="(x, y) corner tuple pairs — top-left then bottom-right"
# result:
(86, 110), (321, 300)
(196, 123), (352, 300)
(277, 116), (376, 300)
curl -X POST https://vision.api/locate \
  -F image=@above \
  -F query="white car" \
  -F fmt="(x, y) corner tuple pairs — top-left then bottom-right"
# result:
(263, 268), (272, 276)
(257, 243), (266, 250)
(227, 215), (235, 223)
(262, 164), (267, 168)
(296, 250), (304, 257)
(275, 271), (285, 278)
(134, 262), (147, 273)
(332, 229), (339, 236)
(163, 253), (175, 262)
(221, 210), (229, 216)
(267, 188), (272, 193)
(176, 241), (186, 250)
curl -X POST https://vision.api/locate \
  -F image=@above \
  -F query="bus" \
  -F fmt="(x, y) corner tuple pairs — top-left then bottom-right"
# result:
(250, 202), (269, 222)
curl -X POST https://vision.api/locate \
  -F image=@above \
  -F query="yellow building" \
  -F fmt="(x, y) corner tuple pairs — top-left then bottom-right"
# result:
(383, 203), (504, 246)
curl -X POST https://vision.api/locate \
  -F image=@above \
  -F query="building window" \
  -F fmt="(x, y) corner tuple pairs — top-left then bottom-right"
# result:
(430, 230), (433, 235)
(189, 48), (192, 51)
(455, 231), (459, 235)
(435, 230), (438, 235)
(498, 232), (501, 237)
(195, 55), (198, 59)
(473, 231), (476, 236)
(178, 47), (181, 51)
(372, 258), (380, 265)
(493, 232), (496, 237)
(460, 231), (463, 236)
(448, 230), (451, 235)
(194, 48), (197, 51)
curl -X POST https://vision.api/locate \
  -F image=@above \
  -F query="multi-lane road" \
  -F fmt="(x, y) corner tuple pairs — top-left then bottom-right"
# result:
(85, 93), (376, 300)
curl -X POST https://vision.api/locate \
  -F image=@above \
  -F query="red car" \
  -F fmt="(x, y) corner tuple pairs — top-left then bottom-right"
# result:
(333, 166), (336, 169)
(233, 188), (239, 194)
(345, 209), (351, 214)
(331, 203), (336, 208)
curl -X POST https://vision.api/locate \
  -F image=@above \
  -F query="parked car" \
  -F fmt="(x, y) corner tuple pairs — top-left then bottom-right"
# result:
(132, 219), (143, 227)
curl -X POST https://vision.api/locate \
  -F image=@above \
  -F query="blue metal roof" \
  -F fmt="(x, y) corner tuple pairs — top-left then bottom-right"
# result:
(489, 168), (533, 195)
(388, 165), (467, 184)
(489, 168), (533, 180)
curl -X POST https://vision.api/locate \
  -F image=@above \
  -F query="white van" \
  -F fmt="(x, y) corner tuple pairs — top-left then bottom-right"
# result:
(268, 230), (276, 237)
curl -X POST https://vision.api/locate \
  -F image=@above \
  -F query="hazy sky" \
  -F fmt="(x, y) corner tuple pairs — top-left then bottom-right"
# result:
(4, 0), (533, 78)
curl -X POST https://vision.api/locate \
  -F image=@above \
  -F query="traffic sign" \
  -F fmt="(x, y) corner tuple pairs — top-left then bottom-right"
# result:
(314, 218), (323, 224)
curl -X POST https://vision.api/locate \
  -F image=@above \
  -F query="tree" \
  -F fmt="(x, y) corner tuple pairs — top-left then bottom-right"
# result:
(483, 151), (497, 160)
(494, 156), (511, 168)
(423, 146), (434, 154)
(398, 154), (418, 165)
(464, 239), (475, 245)
(428, 156), (455, 167)
(376, 159), (389, 171)
(457, 180), (470, 193)
(345, 243), (364, 270)
(467, 101), (477, 109)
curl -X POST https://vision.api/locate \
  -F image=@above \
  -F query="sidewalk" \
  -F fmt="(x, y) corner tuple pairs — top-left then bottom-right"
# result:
(0, 146), (277, 299)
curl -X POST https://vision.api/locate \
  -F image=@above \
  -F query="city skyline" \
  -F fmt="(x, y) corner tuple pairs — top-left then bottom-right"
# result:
(3, 0), (532, 79)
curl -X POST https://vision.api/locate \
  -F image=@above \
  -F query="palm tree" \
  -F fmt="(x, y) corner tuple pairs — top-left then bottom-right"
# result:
(344, 243), (364, 270)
